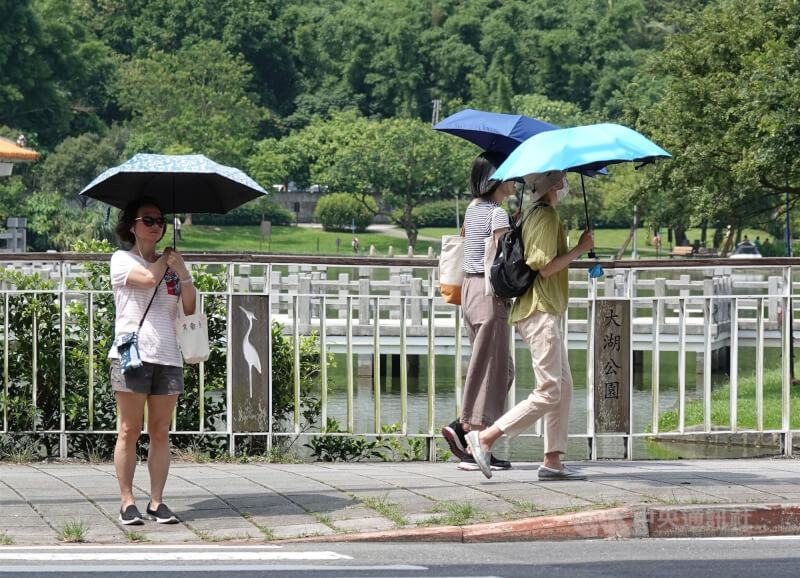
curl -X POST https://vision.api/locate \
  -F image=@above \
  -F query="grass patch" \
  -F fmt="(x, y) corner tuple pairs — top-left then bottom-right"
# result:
(242, 514), (275, 540)
(160, 225), (437, 256)
(641, 493), (723, 506)
(420, 501), (487, 526)
(359, 494), (408, 527)
(161, 223), (770, 259)
(57, 520), (88, 543)
(418, 226), (771, 259)
(0, 532), (14, 545)
(124, 530), (148, 542)
(653, 369), (800, 432)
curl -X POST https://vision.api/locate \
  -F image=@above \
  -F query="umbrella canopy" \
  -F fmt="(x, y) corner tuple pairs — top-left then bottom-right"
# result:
(489, 123), (671, 182)
(432, 108), (559, 155)
(490, 122), (671, 264)
(79, 153), (267, 214)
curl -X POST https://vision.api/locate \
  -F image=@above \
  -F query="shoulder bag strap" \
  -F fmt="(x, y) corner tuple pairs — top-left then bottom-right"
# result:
(136, 274), (165, 332)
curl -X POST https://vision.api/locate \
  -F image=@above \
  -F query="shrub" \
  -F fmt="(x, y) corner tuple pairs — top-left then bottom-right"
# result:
(0, 242), (328, 462)
(191, 200), (293, 226)
(313, 193), (375, 232)
(412, 199), (465, 228)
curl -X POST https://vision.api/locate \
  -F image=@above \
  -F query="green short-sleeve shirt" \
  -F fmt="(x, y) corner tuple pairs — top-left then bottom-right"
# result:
(509, 205), (569, 324)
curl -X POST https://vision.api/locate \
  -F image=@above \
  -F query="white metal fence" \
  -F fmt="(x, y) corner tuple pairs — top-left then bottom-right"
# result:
(0, 253), (796, 460)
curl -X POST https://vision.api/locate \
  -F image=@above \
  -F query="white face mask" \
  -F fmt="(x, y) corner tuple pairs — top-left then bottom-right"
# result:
(555, 178), (570, 201)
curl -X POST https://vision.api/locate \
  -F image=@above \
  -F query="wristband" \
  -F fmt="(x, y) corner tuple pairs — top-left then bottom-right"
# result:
(180, 276), (193, 284)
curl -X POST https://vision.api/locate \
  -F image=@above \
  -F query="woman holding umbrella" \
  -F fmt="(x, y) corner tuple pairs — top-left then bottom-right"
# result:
(109, 197), (196, 525)
(441, 151), (517, 471)
(465, 171), (594, 480)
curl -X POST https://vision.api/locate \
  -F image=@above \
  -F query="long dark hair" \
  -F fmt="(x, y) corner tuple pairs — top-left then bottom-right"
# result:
(115, 196), (166, 246)
(469, 151), (508, 198)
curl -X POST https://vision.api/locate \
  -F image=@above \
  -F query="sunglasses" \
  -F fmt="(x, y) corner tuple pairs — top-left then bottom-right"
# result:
(135, 216), (167, 227)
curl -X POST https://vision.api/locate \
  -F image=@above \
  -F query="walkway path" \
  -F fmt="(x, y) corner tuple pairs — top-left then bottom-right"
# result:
(2, 458), (800, 544)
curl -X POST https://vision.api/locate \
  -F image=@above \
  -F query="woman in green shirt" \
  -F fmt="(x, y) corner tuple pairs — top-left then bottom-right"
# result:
(466, 170), (594, 480)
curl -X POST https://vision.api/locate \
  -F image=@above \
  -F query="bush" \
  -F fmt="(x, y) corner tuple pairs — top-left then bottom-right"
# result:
(411, 199), (465, 228)
(0, 242), (328, 462)
(191, 200), (293, 226)
(314, 193), (375, 232)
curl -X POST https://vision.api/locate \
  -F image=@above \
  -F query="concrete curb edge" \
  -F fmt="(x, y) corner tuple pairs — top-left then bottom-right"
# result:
(276, 503), (800, 543)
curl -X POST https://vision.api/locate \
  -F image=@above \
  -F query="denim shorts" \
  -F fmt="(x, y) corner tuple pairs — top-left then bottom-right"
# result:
(110, 359), (184, 395)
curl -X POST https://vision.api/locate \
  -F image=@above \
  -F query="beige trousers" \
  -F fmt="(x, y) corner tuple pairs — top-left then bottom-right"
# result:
(495, 310), (573, 455)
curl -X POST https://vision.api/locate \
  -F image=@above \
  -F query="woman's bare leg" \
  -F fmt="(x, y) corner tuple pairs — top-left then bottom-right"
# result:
(114, 392), (148, 509)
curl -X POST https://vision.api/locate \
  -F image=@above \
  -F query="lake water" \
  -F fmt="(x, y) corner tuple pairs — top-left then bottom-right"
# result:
(323, 345), (785, 461)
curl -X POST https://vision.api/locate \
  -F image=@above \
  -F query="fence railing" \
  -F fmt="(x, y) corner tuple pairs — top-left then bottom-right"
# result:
(0, 252), (797, 460)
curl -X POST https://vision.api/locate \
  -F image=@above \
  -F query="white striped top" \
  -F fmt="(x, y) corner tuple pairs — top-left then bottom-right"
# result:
(108, 250), (184, 367)
(463, 201), (511, 274)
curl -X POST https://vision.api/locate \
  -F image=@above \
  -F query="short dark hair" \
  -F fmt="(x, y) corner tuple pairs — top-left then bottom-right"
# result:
(115, 196), (166, 246)
(469, 151), (508, 198)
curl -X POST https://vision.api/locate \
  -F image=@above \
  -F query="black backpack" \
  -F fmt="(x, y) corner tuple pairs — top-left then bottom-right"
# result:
(489, 203), (545, 298)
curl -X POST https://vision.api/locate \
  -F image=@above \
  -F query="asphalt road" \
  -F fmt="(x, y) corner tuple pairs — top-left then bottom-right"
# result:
(2, 537), (799, 577)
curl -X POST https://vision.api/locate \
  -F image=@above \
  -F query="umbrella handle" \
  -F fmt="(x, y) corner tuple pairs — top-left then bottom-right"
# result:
(580, 174), (596, 259)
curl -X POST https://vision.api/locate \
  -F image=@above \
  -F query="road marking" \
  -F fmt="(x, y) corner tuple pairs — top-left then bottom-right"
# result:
(0, 551), (352, 562)
(662, 535), (800, 542)
(0, 564), (429, 574)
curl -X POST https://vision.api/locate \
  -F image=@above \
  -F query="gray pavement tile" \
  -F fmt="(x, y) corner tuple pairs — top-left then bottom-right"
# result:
(488, 487), (594, 510)
(269, 523), (335, 539)
(179, 509), (243, 522)
(248, 513), (320, 528)
(236, 503), (306, 518)
(225, 495), (293, 508)
(334, 516), (396, 532)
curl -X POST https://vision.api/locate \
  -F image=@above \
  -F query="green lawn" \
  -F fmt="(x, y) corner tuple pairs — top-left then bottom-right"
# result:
(419, 226), (771, 259)
(160, 225), (437, 256)
(160, 223), (771, 257)
(654, 369), (800, 432)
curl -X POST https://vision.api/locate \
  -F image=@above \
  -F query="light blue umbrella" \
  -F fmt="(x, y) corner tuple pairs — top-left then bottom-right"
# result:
(490, 123), (670, 181)
(490, 122), (671, 265)
(80, 153), (267, 214)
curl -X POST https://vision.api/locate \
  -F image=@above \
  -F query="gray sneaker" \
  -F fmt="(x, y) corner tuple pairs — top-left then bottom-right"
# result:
(537, 465), (587, 481)
(465, 430), (492, 479)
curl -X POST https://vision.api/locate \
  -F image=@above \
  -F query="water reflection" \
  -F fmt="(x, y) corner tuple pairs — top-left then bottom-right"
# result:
(324, 345), (784, 461)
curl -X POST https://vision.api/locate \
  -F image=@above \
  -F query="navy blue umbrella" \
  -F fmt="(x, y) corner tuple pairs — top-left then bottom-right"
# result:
(433, 109), (607, 178)
(80, 153), (267, 214)
(433, 108), (559, 155)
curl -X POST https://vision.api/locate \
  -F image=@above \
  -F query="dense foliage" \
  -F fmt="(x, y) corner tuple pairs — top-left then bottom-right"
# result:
(4, 0), (797, 250)
(313, 192), (376, 232)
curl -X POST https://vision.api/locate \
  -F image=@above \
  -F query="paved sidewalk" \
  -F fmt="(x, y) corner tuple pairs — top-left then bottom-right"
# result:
(1, 458), (800, 545)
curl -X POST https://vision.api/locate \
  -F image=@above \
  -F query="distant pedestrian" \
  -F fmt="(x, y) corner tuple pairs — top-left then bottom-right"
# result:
(352, 236), (359, 252)
(173, 216), (182, 240)
(754, 236), (761, 247)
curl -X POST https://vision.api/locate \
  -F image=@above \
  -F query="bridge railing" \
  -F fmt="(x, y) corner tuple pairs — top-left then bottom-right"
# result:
(0, 253), (796, 460)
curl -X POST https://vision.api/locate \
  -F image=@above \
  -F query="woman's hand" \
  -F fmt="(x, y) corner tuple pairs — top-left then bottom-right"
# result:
(164, 248), (189, 279)
(577, 228), (594, 254)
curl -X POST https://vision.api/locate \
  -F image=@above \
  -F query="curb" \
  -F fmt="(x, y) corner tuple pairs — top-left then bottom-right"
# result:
(276, 503), (800, 543)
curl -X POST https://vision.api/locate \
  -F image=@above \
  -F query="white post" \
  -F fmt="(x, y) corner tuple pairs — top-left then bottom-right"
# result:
(632, 205), (638, 260)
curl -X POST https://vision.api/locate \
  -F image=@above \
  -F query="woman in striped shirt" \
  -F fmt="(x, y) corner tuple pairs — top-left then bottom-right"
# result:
(442, 151), (517, 471)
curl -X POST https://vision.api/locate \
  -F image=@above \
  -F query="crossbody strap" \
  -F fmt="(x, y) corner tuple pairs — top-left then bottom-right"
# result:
(136, 274), (165, 332)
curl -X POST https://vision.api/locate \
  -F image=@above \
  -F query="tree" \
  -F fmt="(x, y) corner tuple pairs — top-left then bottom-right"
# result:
(304, 112), (474, 246)
(115, 40), (265, 166)
(39, 127), (129, 208)
(630, 0), (800, 233)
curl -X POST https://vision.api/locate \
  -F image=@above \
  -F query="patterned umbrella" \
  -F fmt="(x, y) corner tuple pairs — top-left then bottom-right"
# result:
(79, 153), (267, 214)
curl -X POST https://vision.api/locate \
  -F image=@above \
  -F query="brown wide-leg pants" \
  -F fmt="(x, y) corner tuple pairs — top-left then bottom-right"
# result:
(460, 274), (515, 428)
